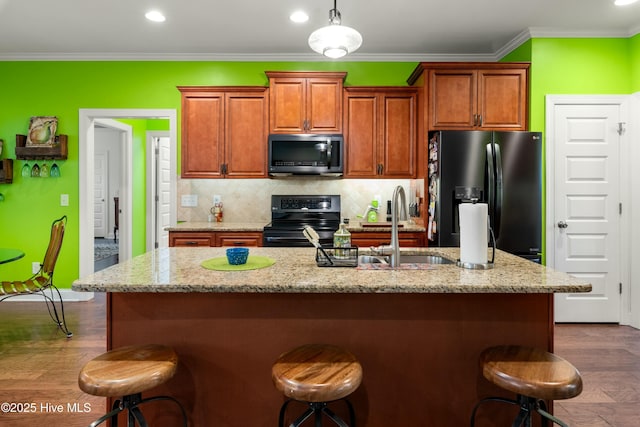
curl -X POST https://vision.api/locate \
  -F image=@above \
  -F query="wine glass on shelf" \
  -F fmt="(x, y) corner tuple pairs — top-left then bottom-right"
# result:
(40, 163), (49, 177)
(50, 163), (60, 177)
(31, 163), (40, 177)
(21, 162), (30, 177)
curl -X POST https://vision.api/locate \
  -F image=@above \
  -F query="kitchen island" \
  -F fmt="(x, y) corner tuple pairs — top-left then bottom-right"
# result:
(73, 247), (590, 427)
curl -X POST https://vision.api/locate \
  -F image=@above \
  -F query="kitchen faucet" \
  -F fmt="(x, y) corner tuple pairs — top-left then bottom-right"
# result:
(390, 185), (408, 267)
(368, 186), (407, 267)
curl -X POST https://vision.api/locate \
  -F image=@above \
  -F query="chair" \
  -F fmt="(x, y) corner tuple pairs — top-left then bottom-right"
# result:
(470, 345), (583, 427)
(0, 215), (72, 338)
(78, 344), (188, 427)
(272, 343), (363, 427)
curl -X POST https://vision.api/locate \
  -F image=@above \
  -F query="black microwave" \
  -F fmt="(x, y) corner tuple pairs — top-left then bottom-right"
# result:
(268, 134), (344, 177)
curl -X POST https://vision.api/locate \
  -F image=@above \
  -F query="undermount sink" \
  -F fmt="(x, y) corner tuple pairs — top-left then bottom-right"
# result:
(358, 254), (454, 265)
(398, 255), (455, 264)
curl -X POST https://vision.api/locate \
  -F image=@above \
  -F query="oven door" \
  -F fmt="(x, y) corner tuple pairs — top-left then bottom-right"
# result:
(263, 227), (335, 247)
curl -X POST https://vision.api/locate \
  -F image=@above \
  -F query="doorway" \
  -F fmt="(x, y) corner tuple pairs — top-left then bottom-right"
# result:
(79, 109), (177, 279)
(545, 95), (630, 324)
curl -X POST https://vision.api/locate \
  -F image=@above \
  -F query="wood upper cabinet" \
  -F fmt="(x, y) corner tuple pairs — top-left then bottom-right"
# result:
(178, 87), (268, 178)
(266, 71), (346, 134)
(344, 87), (417, 178)
(407, 62), (529, 131)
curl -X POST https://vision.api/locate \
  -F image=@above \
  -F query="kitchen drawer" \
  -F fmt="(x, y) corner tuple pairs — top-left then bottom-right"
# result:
(169, 232), (215, 247)
(216, 232), (263, 247)
(351, 231), (425, 248)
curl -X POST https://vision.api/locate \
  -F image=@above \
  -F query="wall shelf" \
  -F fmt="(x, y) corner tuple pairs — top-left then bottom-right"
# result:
(0, 159), (13, 184)
(15, 134), (68, 160)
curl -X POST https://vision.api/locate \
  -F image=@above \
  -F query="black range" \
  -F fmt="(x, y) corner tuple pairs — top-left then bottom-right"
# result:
(262, 195), (341, 247)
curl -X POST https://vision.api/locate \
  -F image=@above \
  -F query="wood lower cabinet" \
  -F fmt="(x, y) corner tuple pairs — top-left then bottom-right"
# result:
(351, 231), (425, 248)
(407, 62), (529, 131)
(178, 87), (268, 178)
(215, 232), (262, 247)
(169, 231), (262, 247)
(266, 71), (346, 134)
(169, 232), (215, 247)
(344, 87), (417, 178)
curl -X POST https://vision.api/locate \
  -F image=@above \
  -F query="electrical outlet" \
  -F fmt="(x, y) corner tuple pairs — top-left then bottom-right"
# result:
(60, 194), (69, 206)
(213, 195), (221, 205)
(32, 262), (40, 274)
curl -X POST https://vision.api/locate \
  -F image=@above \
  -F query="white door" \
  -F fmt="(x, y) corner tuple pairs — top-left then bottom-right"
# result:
(549, 100), (624, 323)
(93, 152), (108, 238)
(156, 137), (171, 248)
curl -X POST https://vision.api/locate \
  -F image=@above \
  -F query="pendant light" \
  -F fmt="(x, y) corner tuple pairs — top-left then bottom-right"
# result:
(308, 0), (362, 59)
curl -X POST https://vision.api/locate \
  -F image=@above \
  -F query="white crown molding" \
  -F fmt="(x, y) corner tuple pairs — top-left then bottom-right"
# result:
(0, 28), (637, 62)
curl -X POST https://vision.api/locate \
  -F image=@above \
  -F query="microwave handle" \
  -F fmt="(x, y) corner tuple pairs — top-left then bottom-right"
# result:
(326, 138), (332, 169)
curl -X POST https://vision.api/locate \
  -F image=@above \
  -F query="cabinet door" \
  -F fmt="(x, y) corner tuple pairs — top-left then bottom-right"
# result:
(381, 93), (416, 178)
(269, 77), (306, 133)
(169, 232), (215, 247)
(429, 70), (476, 130)
(477, 68), (527, 130)
(181, 93), (224, 178)
(225, 90), (268, 178)
(345, 94), (378, 177)
(307, 78), (343, 133)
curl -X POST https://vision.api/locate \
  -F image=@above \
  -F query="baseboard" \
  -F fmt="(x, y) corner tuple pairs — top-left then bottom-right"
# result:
(2, 289), (96, 302)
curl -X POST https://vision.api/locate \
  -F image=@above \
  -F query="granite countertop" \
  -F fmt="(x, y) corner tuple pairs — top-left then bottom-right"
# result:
(167, 222), (267, 232)
(72, 247), (591, 294)
(346, 221), (426, 232)
(166, 221), (426, 233)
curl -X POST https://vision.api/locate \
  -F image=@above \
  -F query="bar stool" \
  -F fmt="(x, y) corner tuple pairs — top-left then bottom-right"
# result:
(78, 344), (188, 427)
(470, 345), (583, 427)
(272, 343), (363, 427)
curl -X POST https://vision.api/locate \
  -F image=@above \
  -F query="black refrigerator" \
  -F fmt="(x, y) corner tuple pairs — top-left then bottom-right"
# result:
(426, 130), (542, 262)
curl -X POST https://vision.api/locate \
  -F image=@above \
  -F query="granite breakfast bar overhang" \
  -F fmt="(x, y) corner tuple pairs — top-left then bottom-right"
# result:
(72, 247), (591, 427)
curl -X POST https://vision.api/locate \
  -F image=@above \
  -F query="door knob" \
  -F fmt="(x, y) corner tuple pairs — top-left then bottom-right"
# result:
(557, 220), (568, 229)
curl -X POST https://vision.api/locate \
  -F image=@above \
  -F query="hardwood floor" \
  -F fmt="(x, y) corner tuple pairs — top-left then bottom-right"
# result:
(554, 324), (640, 427)
(0, 293), (106, 426)
(0, 294), (638, 426)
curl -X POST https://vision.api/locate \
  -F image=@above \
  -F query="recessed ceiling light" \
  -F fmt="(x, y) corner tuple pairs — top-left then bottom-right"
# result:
(290, 11), (309, 23)
(614, 0), (638, 5)
(145, 10), (166, 22)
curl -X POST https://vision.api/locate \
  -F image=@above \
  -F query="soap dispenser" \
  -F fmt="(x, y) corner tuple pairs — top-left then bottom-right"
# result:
(333, 220), (351, 258)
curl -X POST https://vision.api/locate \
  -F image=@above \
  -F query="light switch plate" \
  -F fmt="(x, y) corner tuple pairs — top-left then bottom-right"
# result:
(181, 194), (198, 207)
(60, 194), (69, 206)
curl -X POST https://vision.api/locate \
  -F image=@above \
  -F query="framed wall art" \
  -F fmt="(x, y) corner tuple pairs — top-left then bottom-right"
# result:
(26, 116), (58, 147)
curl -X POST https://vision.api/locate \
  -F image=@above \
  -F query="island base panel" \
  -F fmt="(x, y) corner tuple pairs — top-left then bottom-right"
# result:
(107, 292), (553, 426)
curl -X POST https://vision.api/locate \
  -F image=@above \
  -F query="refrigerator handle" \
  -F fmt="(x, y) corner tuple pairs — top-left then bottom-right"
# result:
(486, 143), (495, 225)
(494, 144), (503, 240)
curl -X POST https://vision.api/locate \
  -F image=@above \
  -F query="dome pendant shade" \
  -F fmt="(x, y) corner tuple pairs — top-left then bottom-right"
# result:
(308, 0), (362, 58)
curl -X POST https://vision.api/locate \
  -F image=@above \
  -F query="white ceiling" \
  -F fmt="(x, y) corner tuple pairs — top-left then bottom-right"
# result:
(1, 0), (639, 61)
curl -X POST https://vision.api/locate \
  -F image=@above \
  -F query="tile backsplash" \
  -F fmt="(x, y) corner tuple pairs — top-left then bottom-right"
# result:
(177, 178), (423, 224)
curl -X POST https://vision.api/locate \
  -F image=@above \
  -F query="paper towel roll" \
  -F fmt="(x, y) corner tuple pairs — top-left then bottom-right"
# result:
(459, 203), (488, 265)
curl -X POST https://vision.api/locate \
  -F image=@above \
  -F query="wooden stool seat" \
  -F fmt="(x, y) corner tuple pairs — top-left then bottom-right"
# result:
(480, 345), (583, 401)
(272, 344), (363, 427)
(79, 344), (178, 397)
(272, 343), (363, 402)
(471, 345), (583, 427)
